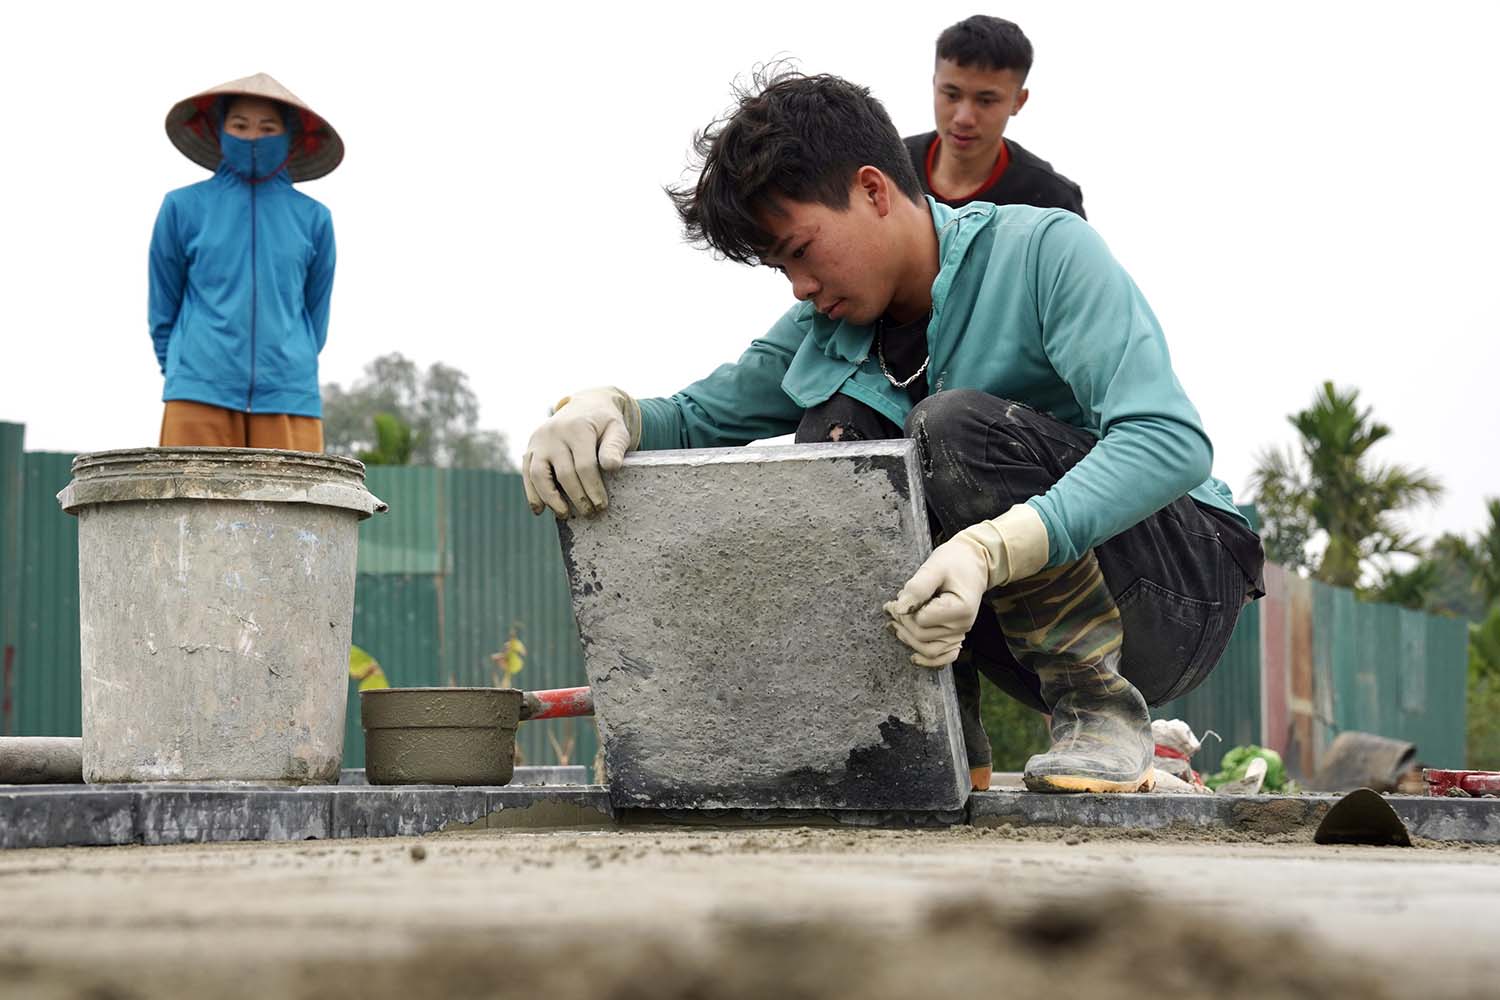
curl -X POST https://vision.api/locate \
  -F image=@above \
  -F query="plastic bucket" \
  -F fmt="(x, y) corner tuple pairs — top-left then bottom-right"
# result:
(58, 448), (385, 784)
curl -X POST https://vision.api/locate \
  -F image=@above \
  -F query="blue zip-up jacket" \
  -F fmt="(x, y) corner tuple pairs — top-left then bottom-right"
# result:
(638, 199), (1247, 569)
(148, 131), (336, 417)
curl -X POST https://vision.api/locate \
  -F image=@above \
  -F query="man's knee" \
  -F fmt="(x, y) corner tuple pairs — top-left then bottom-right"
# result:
(903, 389), (1031, 440)
(796, 393), (902, 444)
(906, 391), (1043, 525)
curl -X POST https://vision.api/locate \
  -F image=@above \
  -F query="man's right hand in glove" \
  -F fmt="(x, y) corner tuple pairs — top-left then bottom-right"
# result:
(522, 386), (641, 518)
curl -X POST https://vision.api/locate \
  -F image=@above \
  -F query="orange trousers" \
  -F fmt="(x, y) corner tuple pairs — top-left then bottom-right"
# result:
(159, 400), (324, 452)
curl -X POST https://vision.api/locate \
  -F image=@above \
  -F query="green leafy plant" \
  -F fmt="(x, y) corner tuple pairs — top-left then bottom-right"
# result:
(1206, 745), (1290, 792)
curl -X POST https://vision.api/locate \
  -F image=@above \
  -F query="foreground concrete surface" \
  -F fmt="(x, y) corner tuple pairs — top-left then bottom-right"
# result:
(1, 827), (1497, 999)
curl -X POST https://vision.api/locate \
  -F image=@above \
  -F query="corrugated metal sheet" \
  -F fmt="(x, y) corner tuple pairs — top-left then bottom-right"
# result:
(358, 469), (446, 575)
(1155, 603), (1262, 775)
(0, 423), (24, 734)
(1260, 566), (1468, 775)
(15, 453), (80, 737)
(1318, 579), (1467, 768)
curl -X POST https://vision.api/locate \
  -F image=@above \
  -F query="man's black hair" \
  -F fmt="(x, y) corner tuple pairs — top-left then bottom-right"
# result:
(667, 66), (924, 265)
(936, 15), (1034, 78)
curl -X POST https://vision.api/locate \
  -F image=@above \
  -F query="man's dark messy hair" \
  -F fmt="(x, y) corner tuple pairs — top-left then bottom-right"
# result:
(667, 66), (923, 265)
(936, 15), (1033, 79)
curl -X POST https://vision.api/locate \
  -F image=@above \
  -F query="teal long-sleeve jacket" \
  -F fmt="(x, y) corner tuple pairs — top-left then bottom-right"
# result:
(636, 198), (1246, 569)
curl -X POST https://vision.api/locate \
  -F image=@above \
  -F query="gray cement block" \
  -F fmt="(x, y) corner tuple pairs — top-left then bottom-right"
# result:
(970, 791), (1500, 844)
(620, 807), (966, 829)
(0, 789), (137, 849)
(136, 788), (333, 846)
(509, 765), (591, 786)
(328, 787), (490, 838)
(1389, 796), (1500, 843)
(969, 790), (1330, 834)
(557, 441), (968, 813)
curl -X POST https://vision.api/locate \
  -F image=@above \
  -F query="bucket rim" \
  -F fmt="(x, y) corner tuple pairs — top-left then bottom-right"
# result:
(69, 446), (367, 474)
(58, 447), (386, 518)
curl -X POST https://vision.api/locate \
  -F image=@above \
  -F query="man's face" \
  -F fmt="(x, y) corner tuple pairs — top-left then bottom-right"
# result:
(932, 59), (1028, 163)
(758, 179), (899, 327)
(223, 97), (286, 140)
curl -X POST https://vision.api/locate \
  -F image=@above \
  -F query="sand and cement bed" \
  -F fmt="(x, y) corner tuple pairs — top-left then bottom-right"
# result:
(2, 825), (1498, 999)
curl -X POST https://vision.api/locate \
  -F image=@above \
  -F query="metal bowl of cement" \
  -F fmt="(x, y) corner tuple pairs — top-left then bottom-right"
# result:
(361, 688), (521, 786)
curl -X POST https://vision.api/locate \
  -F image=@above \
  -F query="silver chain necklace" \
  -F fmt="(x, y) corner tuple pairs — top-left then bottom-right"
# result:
(876, 316), (931, 389)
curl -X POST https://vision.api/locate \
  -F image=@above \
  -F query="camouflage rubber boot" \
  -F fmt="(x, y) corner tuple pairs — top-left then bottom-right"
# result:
(989, 553), (1154, 793)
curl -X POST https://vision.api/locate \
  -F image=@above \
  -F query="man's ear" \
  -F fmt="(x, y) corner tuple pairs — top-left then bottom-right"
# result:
(1014, 87), (1030, 115)
(856, 165), (892, 217)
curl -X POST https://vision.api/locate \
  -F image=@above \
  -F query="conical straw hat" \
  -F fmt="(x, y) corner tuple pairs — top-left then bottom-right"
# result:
(165, 72), (343, 182)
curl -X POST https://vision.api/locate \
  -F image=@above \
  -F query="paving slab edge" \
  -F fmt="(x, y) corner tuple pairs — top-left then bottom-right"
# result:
(2, 784), (1497, 849)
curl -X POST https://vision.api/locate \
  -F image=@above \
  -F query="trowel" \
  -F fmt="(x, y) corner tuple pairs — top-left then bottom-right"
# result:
(1313, 787), (1412, 847)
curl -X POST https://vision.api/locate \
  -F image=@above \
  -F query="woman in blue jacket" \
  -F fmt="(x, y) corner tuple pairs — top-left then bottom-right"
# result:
(150, 73), (342, 451)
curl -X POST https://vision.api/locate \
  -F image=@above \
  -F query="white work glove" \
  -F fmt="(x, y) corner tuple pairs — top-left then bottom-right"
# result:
(522, 387), (641, 518)
(883, 504), (1049, 668)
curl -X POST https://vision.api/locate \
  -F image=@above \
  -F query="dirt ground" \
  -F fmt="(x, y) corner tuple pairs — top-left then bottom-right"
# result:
(1, 824), (1498, 999)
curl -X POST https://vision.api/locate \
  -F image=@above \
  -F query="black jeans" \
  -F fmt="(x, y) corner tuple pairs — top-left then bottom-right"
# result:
(796, 390), (1264, 762)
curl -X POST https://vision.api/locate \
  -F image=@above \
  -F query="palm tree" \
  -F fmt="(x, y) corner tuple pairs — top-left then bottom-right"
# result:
(1437, 498), (1500, 607)
(1251, 382), (1443, 588)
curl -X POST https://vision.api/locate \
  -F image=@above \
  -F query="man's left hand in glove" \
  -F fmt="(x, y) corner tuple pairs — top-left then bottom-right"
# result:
(883, 504), (1050, 667)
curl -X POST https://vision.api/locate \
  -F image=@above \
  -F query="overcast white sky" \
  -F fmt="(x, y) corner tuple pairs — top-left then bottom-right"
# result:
(1, 1), (1495, 542)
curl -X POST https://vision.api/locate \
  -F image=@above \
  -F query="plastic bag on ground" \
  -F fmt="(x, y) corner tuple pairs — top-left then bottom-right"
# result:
(1150, 719), (1206, 787)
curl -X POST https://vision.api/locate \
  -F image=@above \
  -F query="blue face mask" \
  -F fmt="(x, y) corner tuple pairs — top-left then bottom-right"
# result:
(219, 131), (291, 181)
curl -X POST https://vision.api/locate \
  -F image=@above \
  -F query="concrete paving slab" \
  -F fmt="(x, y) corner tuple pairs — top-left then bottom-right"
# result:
(619, 806), (966, 829)
(971, 790), (1331, 835)
(1389, 795), (1500, 843)
(327, 787), (490, 838)
(338, 765), (590, 786)
(557, 441), (968, 813)
(0, 789), (137, 849)
(971, 790), (1500, 843)
(7, 782), (1495, 850)
(136, 788), (333, 846)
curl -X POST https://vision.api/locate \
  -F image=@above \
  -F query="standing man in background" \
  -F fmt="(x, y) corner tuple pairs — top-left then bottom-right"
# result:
(150, 73), (342, 451)
(905, 16), (1084, 216)
(904, 17), (1084, 784)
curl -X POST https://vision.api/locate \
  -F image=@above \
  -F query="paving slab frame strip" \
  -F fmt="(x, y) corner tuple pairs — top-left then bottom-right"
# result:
(5, 784), (1498, 849)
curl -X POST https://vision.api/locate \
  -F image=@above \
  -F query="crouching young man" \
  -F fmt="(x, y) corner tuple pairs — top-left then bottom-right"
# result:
(521, 71), (1264, 794)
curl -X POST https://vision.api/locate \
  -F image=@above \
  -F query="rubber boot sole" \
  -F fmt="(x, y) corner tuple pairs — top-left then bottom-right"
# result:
(1022, 767), (1157, 794)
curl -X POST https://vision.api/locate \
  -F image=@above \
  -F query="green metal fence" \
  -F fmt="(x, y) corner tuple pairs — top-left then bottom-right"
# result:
(0, 432), (1473, 777)
(1312, 580), (1469, 768)
(12, 452), (79, 738)
(0, 423), (25, 734)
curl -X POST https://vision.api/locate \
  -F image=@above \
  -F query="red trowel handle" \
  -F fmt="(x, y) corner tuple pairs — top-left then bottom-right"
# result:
(520, 686), (594, 722)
